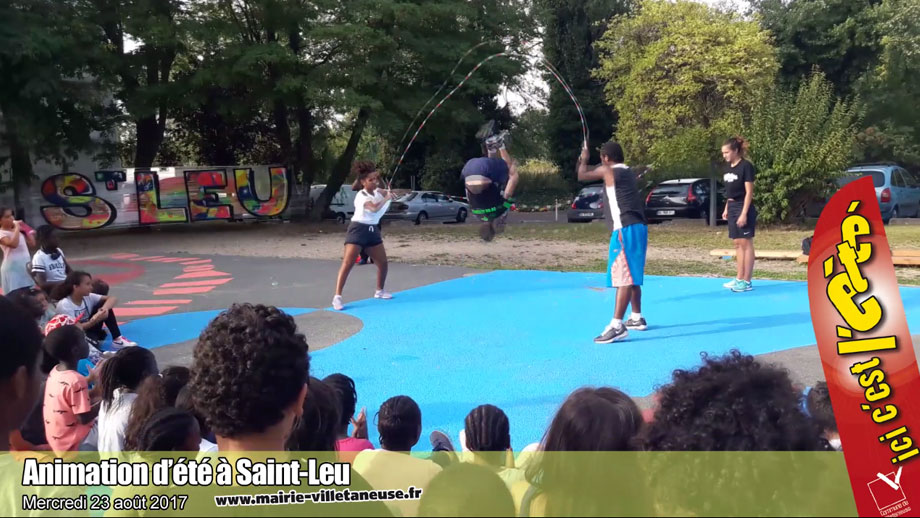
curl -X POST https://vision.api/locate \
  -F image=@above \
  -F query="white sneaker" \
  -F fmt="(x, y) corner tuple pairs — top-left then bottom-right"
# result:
(112, 336), (138, 348)
(723, 278), (741, 289)
(332, 295), (344, 311)
(374, 290), (393, 300)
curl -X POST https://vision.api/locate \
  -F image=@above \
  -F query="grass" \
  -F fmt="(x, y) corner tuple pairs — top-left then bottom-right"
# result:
(384, 219), (920, 285)
(388, 218), (920, 251)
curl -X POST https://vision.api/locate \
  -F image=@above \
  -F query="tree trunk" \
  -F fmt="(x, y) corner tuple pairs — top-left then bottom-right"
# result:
(2, 106), (35, 216)
(709, 159), (719, 227)
(131, 44), (174, 168)
(309, 107), (372, 221)
(295, 103), (314, 187)
(133, 115), (164, 168)
(9, 134), (34, 218)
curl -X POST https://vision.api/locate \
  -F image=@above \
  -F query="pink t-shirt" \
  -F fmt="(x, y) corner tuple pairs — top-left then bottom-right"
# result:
(43, 367), (94, 452)
(336, 438), (374, 463)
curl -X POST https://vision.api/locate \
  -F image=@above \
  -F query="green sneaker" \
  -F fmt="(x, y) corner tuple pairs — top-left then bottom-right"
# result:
(732, 280), (753, 292)
(723, 278), (742, 289)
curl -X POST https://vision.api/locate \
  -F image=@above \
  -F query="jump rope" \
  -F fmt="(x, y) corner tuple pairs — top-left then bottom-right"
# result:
(384, 41), (590, 190)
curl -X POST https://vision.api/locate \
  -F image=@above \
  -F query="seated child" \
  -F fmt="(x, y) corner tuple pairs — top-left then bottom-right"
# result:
(42, 324), (100, 453)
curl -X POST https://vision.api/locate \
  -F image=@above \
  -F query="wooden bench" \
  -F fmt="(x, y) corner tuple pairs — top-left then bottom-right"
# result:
(710, 249), (803, 260)
(795, 255), (920, 266)
(711, 249), (920, 266)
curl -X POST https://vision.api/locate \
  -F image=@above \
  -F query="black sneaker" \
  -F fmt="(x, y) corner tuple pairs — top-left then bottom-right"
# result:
(86, 335), (102, 350)
(625, 317), (648, 331)
(594, 324), (629, 344)
(430, 430), (455, 452)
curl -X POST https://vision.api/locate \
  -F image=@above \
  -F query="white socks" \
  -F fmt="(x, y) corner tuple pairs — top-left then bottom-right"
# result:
(607, 318), (623, 331)
(630, 312), (642, 321)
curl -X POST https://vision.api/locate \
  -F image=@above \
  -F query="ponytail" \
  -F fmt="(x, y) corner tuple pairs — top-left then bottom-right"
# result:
(351, 160), (378, 192)
(723, 136), (750, 158)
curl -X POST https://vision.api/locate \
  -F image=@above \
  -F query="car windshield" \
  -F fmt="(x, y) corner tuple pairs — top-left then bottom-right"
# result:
(652, 184), (690, 195)
(398, 192), (418, 202)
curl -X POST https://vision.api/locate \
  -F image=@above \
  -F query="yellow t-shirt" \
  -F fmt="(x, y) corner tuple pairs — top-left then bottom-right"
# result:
(352, 450), (441, 517)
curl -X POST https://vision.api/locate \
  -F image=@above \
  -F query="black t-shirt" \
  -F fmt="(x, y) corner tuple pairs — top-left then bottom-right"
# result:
(462, 157), (512, 220)
(461, 157), (509, 184)
(723, 159), (756, 200)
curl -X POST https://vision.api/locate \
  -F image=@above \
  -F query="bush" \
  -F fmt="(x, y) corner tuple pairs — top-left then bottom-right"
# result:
(745, 71), (863, 223)
(420, 151), (465, 195)
(515, 159), (574, 207)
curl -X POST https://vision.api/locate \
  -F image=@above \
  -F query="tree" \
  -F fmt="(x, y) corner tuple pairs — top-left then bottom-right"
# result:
(0, 0), (112, 212)
(854, 0), (920, 168)
(751, 0), (882, 97)
(510, 108), (551, 162)
(76, 0), (191, 168)
(538, 0), (630, 183)
(594, 0), (777, 174)
(745, 71), (862, 224)
(190, 0), (531, 220)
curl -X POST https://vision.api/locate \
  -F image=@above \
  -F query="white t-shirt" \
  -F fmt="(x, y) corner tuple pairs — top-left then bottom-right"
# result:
(351, 189), (391, 225)
(57, 293), (104, 323)
(32, 248), (68, 282)
(0, 229), (30, 262)
(98, 389), (137, 453)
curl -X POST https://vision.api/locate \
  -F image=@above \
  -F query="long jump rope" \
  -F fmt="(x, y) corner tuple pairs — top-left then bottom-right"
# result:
(384, 41), (590, 189)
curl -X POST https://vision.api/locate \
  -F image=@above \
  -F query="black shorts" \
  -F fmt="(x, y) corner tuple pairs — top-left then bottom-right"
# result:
(345, 222), (383, 249)
(727, 202), (757, 239)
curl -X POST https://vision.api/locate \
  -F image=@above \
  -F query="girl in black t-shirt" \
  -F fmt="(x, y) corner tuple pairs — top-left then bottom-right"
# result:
(720, 136), (757, 292)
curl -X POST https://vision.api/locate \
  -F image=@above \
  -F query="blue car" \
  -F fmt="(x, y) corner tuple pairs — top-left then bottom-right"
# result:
(845, 164), (920, 222)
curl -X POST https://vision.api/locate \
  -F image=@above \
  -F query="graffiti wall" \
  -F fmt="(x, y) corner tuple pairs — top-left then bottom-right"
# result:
(36, 165), (291, 230)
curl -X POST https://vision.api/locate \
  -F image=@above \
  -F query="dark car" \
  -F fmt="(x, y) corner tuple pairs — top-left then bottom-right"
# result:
(645, 178), (724, 223)
(567, 184), (606, 223)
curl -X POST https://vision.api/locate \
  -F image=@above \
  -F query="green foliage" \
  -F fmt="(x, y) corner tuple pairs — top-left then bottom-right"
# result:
(853, 0), (920, 168)
(752, 0), (882, 97)
(595, 0), (778, 174)
(419, 150), (465, 195)
(538, 0), (629, 183)
(510, 108), (551, 162)
(518, 158), (560, 176)
(74, 0), (191, 168)
(745, 71), (863, 223)
(752, 0), (920, 169)
(515, 159), (572, 206)
(0, 0), (112, 205)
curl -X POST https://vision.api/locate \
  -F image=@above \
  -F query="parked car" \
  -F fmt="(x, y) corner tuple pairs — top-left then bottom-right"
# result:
(804, 164), (920, 223)
(386, 191), (470, 224)
(308, 184), (358, 223)
(567, 184), (606, 223)
(644, 178), (725, 223)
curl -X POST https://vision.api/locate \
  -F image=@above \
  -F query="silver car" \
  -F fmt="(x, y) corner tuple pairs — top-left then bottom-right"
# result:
(387, 190), (470, 224)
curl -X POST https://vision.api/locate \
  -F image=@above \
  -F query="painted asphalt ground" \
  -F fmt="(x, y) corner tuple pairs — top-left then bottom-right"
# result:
(72, 252), (920, 449)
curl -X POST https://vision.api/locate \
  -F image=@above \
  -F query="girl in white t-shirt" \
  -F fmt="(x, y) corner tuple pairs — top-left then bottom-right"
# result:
(96, 346), (158, 453)
(57, 270), (138, 349)
(332, 161), (395, 311)
(0, 207), (36, 294)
